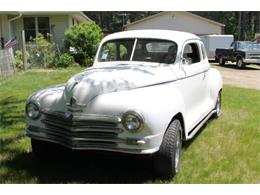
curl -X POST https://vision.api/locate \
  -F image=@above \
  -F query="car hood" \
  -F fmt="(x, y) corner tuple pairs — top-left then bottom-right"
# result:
(63, 64), (177, 106)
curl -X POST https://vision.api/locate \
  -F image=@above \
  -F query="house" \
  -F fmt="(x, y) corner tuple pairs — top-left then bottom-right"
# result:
(0, 11), (92, 49)
(124, 12), (225, 36)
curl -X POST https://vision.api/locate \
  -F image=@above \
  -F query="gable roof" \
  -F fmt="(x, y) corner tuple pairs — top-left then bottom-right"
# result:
(124, 11), (225, 28)
(0, 11), (92, 22)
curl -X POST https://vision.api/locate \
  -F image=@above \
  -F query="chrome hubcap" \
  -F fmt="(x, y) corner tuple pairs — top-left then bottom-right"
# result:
(238, 60), (242, 67)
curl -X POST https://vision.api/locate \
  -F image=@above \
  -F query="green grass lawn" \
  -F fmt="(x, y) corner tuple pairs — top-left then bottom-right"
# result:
(0, 67), (259, 183)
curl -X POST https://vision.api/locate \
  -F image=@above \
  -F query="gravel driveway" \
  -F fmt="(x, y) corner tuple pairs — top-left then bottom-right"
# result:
(212, 64), (260, 90)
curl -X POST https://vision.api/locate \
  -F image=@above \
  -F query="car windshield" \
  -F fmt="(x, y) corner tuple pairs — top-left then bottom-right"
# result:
(237, 42), (260, 50)
(98, 38), (178, 64)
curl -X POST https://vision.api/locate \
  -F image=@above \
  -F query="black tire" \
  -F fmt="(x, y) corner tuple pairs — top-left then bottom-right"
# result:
(212, 92), (221, 119)
(218, 56), (225, 66)
(236, 57), (245, 69)
(153, 119), (182, 178)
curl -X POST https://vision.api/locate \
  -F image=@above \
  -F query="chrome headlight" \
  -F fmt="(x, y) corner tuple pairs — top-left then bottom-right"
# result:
(26, 102), (41, 120)
(122, 111), (143, 132)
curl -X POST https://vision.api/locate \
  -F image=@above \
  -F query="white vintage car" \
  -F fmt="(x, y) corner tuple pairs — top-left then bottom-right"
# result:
(25, 30), (223, 178)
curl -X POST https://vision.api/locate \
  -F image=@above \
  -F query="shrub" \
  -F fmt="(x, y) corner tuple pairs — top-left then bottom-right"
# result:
(55, 53), (76, 68)
(14, 50), (27, 70)
(64, 22), (103, 66)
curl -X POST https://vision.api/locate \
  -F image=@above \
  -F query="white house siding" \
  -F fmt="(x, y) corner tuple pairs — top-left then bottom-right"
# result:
(0, 15), (9, 41)
(5, 15), (70, 49)
(125, 12), (223, 35)
(0, 12), (91, 50)
(12, 18), (23, 48)
(49, 15), (69, 47)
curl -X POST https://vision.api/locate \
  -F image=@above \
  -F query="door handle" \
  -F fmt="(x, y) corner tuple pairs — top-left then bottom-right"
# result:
(203, 71), (206, 80)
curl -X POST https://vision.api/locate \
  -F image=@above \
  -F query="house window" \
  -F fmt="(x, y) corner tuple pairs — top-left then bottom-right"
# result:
(24, 17), (36, 42)
(38, 17), (50, 36)
(24, 17), (50, 42)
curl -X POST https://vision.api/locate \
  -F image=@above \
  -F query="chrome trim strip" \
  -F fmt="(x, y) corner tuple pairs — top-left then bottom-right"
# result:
(41, 119), (123, 133)
(41, 109), (121, 123)
(133, 68), (210, 90)
(28, 128), (124, 143)
(26, 128), (155, 154)
(186, 109), (216, 140)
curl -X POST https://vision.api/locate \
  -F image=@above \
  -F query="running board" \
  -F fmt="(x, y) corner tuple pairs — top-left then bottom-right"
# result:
(186, 110), (216, 140)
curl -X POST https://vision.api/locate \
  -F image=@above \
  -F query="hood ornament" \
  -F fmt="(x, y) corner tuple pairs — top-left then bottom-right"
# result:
(69, 96), (77, 106)
(66, 97), (86, 112)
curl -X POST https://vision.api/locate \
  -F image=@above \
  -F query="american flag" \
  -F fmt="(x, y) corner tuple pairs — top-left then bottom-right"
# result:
(4, 37), (18, 48)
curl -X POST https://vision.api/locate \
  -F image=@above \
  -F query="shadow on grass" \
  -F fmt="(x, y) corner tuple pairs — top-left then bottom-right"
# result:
(0, 96), (215, 183)
(0, 96), (159, 183)
(1, 119), (214, 184)
(0, 96), (26, 128)
(1, 147), (159, 184)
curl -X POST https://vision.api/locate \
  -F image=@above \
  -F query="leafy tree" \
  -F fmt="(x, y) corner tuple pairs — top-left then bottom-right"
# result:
(64, 22), (103, 66)
(193, 11), (260, 40)
(85, 12), (159, 34)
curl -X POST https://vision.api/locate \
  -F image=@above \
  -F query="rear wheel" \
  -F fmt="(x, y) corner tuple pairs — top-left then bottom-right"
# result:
(236, 57), (245, 69)
(218, 56), (225, 66)
(153, 119), (182, 178)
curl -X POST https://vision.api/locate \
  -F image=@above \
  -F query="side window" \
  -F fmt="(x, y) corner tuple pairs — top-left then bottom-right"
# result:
(100, 42), (117, 61)
(98, 39), (135, 62)
(182, 43), (201, 65)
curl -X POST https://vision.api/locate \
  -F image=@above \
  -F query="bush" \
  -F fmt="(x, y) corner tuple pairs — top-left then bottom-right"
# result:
(64, 22), (103, 66)
(14, 50), (23, 70)
(55, 53), (76, 68)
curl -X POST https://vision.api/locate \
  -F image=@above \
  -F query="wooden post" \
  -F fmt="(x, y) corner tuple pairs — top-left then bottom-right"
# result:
(22, 30), (27, 70)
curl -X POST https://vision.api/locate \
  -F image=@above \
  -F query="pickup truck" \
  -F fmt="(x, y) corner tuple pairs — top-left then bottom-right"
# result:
(215, 41), (260, 69)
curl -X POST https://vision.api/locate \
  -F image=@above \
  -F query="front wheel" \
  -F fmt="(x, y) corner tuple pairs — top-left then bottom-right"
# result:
(236, 58), (245, 69)
(153, 119), (182, 178)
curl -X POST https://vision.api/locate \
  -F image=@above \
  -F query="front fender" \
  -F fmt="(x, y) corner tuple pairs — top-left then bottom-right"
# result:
(87, 82), (185, 145)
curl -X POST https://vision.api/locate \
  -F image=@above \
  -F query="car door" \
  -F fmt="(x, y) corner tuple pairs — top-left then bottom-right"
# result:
(228, 42), (236, 61)
(177, 40), (210, 132)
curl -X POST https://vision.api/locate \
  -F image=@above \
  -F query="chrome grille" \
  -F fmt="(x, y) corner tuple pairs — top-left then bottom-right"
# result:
(31, 110), (124, 149)
(248, 53), (260, 59)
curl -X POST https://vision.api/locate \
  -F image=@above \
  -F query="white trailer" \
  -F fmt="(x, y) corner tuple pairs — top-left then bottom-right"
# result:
(200, 34), (234, 60)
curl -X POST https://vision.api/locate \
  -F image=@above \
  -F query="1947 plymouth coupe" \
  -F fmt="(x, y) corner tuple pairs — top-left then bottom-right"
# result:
(25, 30), (223, 178)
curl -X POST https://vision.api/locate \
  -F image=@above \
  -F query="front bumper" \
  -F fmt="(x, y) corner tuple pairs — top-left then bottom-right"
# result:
(26, 109), (162, 154)
(243, 58), (260, 64)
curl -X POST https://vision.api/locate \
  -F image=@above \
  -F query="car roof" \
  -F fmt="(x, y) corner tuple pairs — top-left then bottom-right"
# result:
(102, 30), (200, 45)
